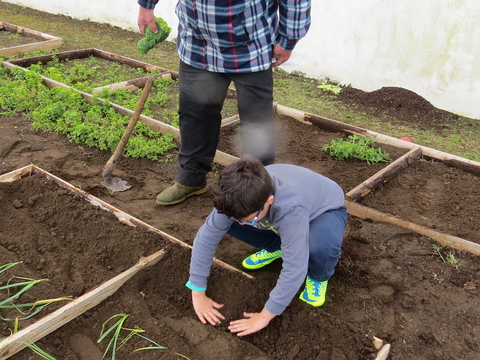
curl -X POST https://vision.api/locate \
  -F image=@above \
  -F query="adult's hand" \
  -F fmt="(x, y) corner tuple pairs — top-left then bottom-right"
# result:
(138, 6), (158, 35)
(272, 44), (292, 67)
(191, 291), (225, 326)
(228, 308), (276, 336)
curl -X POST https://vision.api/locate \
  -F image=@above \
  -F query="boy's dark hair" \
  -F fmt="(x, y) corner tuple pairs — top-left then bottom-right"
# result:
(213, 156), (273, 220)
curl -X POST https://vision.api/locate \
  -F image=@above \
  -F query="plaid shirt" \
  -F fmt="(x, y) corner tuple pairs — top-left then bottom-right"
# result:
(138, 0), (311, 73)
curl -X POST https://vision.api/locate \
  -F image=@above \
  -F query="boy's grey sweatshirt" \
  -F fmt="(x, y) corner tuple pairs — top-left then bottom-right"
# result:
(188, 164), (345, 315)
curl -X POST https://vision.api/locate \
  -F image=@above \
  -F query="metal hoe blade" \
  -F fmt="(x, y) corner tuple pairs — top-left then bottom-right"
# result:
(101, 177), (131, 192)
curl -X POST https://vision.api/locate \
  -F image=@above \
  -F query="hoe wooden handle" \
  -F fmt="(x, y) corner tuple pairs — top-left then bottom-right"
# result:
(102, 75), (155, 179)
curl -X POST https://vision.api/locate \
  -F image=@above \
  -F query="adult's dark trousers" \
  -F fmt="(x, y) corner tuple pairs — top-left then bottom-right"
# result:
(175, 61), (276, 187)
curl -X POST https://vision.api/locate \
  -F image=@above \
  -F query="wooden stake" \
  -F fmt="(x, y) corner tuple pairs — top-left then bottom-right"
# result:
(0, 21), (63, 57)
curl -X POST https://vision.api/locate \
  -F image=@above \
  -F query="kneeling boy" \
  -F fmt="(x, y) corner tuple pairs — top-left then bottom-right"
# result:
(186, 156), (347, 336)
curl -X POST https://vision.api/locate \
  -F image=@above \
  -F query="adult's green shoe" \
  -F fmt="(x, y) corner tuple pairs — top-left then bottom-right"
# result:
(156, 182), (209, 205)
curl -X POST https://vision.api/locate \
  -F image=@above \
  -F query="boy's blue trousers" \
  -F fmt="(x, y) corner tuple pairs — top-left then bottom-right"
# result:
(226, 206), (348, 282)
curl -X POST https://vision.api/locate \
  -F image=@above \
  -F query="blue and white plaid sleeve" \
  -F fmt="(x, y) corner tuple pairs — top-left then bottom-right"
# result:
(137, 0), (159, 10)
(276, 0), (312, 51)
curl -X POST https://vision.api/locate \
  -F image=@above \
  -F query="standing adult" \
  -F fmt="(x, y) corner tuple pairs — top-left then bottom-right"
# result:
(137, 0), (311, 205)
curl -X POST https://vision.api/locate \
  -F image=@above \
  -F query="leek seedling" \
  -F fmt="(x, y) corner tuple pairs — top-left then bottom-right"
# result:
(4, 319), (58, 360)
(0, 297), (73, 321)
(20, 342), (57, 360)
(98, 314), (166, 360)
(0, 276), (49, 309)
(0, 263), (72, 320)
(0, 262), (22, 275)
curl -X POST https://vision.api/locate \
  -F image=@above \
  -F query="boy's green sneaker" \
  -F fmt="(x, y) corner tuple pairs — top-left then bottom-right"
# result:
(156, 182), (209, 205)
(242, 249), (282, 270)
(299, 277), (328, 307)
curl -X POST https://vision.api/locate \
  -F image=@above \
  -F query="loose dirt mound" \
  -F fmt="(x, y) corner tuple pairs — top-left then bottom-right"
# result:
(337, 87), (460, 129)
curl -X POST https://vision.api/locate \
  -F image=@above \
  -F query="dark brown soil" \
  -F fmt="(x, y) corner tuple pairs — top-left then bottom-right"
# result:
(1, 4), (479, 360)
(337, 87), (461, 130)
(1, 107), (479, 360)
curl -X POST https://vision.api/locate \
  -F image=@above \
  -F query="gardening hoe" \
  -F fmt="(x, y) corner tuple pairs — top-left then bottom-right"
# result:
(101, 75), (155, 192)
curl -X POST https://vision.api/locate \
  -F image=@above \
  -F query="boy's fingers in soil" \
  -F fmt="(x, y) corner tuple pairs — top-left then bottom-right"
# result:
(198, 309), (225, 326)
(213, 301), (224, 309)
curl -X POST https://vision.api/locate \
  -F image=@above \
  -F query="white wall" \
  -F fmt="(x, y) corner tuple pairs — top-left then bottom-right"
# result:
(3, 0), (480, 119)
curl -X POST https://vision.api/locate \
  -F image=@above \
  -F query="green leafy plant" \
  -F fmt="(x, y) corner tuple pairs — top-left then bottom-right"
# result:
(98, 314), (167, 360)
(0, 66), (176, 160)
(432, 244), (462, 271)
(322, 134), (390, 164)
(137, 17), (172, 55)
(317, 84), (342, 94)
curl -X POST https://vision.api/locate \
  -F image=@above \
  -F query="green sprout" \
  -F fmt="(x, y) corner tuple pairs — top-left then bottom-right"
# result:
(0, 262), (73, 321)
(98, 314), (167, 360)
(432, 244), (462, 271)
(19, 341), (57, 360)
(322, 134), (390, 164)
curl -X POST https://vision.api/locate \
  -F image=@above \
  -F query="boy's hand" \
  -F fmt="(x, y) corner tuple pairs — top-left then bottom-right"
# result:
(228, 308), (276, 336)
(191, 291), (225, 326)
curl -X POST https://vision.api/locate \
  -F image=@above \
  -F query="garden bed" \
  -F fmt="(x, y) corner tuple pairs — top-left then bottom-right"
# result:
(0, 110), (479, 359)
(0, 20), (479, 359)
(218, 114), (408, 192)
(0, 165), (253, 359)
(2, 48), (239, 126)
(0, 21), (63, 57)
(360, 158), (480, 243)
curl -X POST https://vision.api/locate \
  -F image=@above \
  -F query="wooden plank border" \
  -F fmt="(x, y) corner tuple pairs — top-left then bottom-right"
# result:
(346, 201), (480, 256)
(1, 61), (239, 167)
(346, 147), (422, 201)
(0, 21), (63, 57)
(0, 164), (254, 357)
(274, 103), (480, 176)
